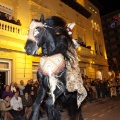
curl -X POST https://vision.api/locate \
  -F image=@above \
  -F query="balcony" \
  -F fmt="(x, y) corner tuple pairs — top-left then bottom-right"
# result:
(94, 54), (108, 66)
(77, 46), (95, 58)
(0, 20), (28, 40)
(0, 20), (28, 52)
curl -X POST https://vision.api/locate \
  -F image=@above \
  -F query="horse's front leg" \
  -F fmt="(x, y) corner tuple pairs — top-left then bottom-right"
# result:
(32, 85), (46, 120)
(46, 86), (65, 120)
(46, 96), (61, 120)
(32, 69), (46, 120)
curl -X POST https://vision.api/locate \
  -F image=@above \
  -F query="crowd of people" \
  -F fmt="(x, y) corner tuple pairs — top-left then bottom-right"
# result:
(0, 11), (21, 26)
(0, 75), (120, 120)
(82, 74), (120, 103)
(0, 80), (46, 120)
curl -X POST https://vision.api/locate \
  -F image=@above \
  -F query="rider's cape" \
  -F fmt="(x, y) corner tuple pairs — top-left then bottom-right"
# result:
(66, 44), (87, 107)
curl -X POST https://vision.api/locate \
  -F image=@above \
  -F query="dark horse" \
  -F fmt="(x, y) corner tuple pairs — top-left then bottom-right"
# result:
(24, 15), (87, 120)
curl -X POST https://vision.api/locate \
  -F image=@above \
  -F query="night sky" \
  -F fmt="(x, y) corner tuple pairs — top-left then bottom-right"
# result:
(97, 0), (120, 16)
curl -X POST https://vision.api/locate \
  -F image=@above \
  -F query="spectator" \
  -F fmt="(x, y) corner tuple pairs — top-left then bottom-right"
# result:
(14, 82), (19, 91)
(100, 80), (107, 98)
(95, 79), (101, 98)
(2, 13), (9, 22)
(85, 83), (93, 102)
(2, 85), (13, 99)
(31, 83), (38, 95)
(90, 81), (97, 100)
(22, 92), (33, 120)
(105, 80), (110, 97)
(10, 82), (16, 94)
(30, 90), (36, 102)
(0, 12), (2, 20)
(24, 80), (32, 94)
(19, 80), (25, 97)
(16, 19), (22, 26)
(9, 16), (16, 24)
(0, 95), (13, 120)
(10, 91), (24, 120)
(30, 79), (34, 84)
(3, 84), (7, 90)
(0, 12), (22, 27)
(22, 92), (33, 107)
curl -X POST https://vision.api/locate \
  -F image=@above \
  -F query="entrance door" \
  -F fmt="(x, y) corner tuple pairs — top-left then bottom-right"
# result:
(0, 59), (11, 85)
(0, 72), (6, 85)
(0, 72), (6, 98)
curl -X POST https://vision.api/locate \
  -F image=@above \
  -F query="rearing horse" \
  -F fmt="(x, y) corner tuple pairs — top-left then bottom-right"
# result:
(24, 14), (87, 120)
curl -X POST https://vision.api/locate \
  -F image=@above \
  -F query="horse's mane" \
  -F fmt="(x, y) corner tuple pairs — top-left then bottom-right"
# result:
(45, 16), (66, 28)
(42, 16), (74, 60)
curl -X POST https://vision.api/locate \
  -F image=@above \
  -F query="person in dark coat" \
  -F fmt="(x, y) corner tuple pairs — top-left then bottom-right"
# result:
(16, 19), (21, 26)
(24, 80), (32, 94)
(30, 90), (36, 103)
(22, 92), (33, 120)
(2, 85), (13, 99)
(9, 16), (16, 24)
(22, 92), (33, 107)
(95, 80), (101, 98)
(0, 95), (13, 120)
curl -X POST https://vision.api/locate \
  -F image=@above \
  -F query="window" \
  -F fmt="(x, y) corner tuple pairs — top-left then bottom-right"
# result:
(32, 62), (39, 81)
(94, 43), (99, 54)
(0, 62), (9, 69)
(0, 59), (11, 85)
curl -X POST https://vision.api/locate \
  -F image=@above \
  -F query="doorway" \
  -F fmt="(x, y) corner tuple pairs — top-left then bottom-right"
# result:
(0, 72), (6, 98)
(0, 72), (6, 85)
(0, 59), (11, 85)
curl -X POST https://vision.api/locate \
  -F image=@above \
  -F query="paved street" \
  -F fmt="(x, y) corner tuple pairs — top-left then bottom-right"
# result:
(41, 97), (120, 120)
(82, 98), (120, 120)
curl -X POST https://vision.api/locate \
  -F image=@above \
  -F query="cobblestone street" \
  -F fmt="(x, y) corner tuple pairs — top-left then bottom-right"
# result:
(41, 97), (120, 120)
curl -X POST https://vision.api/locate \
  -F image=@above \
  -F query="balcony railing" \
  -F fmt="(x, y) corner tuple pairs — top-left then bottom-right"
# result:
(0, 20), (28, 40)
(77, 46), (95, 58)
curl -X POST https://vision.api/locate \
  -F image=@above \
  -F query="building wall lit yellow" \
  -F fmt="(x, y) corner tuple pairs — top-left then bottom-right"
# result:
(0, 0), (108, 84)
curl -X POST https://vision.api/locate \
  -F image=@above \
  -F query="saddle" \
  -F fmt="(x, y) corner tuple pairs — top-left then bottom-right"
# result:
(39, 53), (66, 76)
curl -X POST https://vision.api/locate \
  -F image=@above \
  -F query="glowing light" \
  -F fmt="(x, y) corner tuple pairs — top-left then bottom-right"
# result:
(89, 7), (91, 9)
(90, 61), (95, 64)
(104, 54), (107, 60)
(78, 58), (81, 61)
(90, 50), (94, 54)
(77, 46), (81, 51)
(95, 11), (97, 14)
(37, 47), (42, 54)
(96, 71), (102, 80)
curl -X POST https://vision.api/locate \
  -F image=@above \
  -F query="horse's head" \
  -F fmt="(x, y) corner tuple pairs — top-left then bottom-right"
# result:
(24, 14), (45, 55)
(24, 14), (73, 56)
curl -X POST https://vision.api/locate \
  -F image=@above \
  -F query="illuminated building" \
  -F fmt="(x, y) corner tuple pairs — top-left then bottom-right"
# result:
(0, 0), (108, 84)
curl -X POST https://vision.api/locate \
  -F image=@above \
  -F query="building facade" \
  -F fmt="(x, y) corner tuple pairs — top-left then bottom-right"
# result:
(101, 10), (120, 76)
(0, 0), (108, 85)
